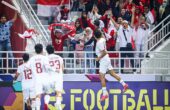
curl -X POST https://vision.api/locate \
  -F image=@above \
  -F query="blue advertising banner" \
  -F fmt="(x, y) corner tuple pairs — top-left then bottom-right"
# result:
(0, 81), (170, 110)
(48, 82), (170, 110)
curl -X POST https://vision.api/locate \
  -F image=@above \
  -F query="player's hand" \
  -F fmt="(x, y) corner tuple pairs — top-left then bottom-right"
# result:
(95, 57), (100, 61)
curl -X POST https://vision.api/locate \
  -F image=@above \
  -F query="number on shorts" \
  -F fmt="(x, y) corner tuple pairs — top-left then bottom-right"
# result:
(49, 60), (60, 71)
(36, 63), (42, 73)
(24, 69), (32, 80)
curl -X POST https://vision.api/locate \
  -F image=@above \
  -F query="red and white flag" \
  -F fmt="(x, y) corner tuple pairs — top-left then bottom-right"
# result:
(18, 29), (37, 39)
(37, 0), (70, 17)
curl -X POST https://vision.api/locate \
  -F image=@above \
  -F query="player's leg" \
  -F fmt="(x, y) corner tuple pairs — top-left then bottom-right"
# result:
(43, 84), (51, 110)
(23, 89), (30, 110)
(44, 94), (50, 110)
(35, 95), (41, 110)
(55, 91), (62, 110)
(29, 87), (38, 110)
(107, 63), (129, 93)
(26, 98), (31, 110)
(54, 74), (63, 110)
(99, 63), (109, 101)
(30, 98), (36, 110)
(34, 82), (43, 110)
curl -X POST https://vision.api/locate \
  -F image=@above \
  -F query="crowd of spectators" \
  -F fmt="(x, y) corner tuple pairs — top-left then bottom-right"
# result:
(47, 0), (170, 74)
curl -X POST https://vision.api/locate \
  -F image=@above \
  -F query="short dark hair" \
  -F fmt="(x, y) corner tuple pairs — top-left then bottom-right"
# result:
(34, 44), (43, 54)
(22, 53), (29, 62)
(46, 44), (54, 54)
(94, 19), (100, 27)
(94, 29), (102, 39)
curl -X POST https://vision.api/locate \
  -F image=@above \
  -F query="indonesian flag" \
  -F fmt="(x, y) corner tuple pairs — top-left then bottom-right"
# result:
(146, 9), (156, 24)
(18, 29), (37, 39)
(37, 0), (69, 17)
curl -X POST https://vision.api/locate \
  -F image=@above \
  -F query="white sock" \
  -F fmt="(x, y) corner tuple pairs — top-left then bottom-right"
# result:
(55, 97), (62, 110)
(35, 98), (41, 110)
(44, 94), (50, 104)
(102, 87), (108, 95)
(31, 100), (36, 110)
(56, 97), (62, 105)
(119, 79), (126, 86)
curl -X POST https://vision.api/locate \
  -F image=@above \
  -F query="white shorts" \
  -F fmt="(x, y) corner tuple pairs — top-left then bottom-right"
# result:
(50, 73), (63, 92)
(35, 75), (51, 95)
(99, 59), (113, 74)
(23, 88), (36, 102)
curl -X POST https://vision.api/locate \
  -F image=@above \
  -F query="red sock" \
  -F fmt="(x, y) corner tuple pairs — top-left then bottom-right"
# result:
(44, 104), (48, 110)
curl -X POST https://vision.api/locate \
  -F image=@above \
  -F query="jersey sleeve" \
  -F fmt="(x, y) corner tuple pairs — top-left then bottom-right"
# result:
(17, 66), (21, 74)
(16, 65), (22, 81)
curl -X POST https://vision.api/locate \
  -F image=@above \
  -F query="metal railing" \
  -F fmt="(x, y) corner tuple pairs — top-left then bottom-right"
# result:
(145, 14), (170, 52)
(12, 0), (50, 45)
(0, 51), (169, 74)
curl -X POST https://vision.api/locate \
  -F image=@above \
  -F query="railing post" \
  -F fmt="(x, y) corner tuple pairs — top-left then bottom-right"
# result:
(118, 51), (121, 74)
(74, 52), (76, 74)
(85, 51), (87, 74)
(7, 52), (9, 74)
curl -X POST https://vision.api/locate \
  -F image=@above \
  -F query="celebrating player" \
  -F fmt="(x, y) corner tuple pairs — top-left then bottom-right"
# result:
(14, 53), (35, 110)
(46, 45), (64, 110)
(94, 29), (129, 101)
(27, 44), (55, 110)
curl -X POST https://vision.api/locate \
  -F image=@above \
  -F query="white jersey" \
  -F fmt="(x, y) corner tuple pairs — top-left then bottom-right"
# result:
(17, 63), (34, 90)
(48, 54), (64, 92)
(48, 54), (63, 74)
(27, 54), (53, 82)
(95, 37), (110, 63)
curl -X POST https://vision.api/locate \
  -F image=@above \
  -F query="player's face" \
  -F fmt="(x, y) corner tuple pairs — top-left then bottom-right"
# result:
(0, 17), (7, 24)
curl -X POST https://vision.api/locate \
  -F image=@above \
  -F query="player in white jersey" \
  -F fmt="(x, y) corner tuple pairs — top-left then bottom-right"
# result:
(94, 29), (129, 101)
(27, 44), (55, 110)
(46, 45), (64, 110)
(14, 53), (35, 110)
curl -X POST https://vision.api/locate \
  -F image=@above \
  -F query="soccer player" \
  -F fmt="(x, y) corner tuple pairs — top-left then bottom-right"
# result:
(94, 29), (129, 101)
(46, 45), (64, 110)
(27, 44), (55, 110)
(14, 53), (35, 110)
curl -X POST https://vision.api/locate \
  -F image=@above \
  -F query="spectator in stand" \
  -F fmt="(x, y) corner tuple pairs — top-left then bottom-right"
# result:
(132, 14), (149, 68)
(48, 6), (60, 24)
(71, 0), (79, 11)
(50, 25), (75, 54)
(144, 5), (155, 27)
(112, 0), (121, 18)
(84, 0), (97, 13)
(100, 9), (115, 29)
(88, 5), (101, 22)
(0, 12), (18, 73)
(78, 0), (87, 11)
(84, 27), (96, 74)
(124, 0), (134, 14)
(159, 0), (170, 21)
(133, 6), (142, 25)
(97, 0), (112, 15)
(78, 11), (94, 29)
(119, 8), (131, 22)
(69, 20), (84, 51)
(60, 5), (70, 21)
(119, 20), (136, 73)
(111, 16), (136, 73)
